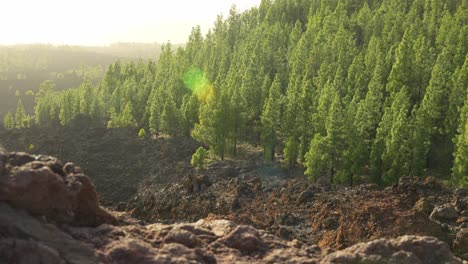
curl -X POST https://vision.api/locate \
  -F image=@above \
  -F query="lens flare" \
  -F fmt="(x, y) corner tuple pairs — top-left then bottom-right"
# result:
(182, 67), (213, 102)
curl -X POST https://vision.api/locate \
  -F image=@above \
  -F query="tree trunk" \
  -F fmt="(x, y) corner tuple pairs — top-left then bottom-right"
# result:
(330, 155), (335, 184)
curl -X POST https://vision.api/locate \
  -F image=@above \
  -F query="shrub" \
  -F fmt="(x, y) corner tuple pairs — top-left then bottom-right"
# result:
(191, 147), (208, 170)
(138, 128), (147, 138)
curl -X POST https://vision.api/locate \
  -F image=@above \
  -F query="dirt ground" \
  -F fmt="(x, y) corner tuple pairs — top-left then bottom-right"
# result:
(1, 124), (467, 260)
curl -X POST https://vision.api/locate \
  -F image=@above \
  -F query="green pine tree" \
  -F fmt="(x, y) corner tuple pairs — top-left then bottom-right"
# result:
(3, 111), (15, 129)
(452, 94), (468, 187)
(260, 74), (283, 161)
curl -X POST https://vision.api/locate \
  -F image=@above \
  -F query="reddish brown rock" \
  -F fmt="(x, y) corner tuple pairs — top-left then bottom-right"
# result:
(0, 202), (99, 264)
(7, 152), (36, 167)
(414, 197), (435, 215)
(0, 148), (7, 176)
(164, 228), (201, 248)
(321, 236), (464, 264)
(430, 204), (459, 223)
(0, 239), (65, 264)
(454, 229), (468, 260)
(0, 150), (116, 226)
(1, 190), (466, 264)
(195, 219), (236, 237)
(219, 225), (265, 252)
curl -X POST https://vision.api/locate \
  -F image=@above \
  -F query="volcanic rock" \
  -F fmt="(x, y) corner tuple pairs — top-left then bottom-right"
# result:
(430, 204), (459, 223)
(321, 236), (465, 264)
(219, 225), (265, 252)
(0, 150), (116, 226)
(454, 228), (468, 260)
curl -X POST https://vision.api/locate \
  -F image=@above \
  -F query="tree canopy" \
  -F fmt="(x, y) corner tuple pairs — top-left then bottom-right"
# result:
(22, 0), (468, 187)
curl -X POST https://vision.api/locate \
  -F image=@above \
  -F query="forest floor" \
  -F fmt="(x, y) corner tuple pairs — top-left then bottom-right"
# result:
(1, 124), (467, 260)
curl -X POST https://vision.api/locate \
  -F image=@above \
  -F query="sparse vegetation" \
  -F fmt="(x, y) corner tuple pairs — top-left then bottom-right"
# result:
(138, 128), (147, 138)
(191, 147), (208, 170)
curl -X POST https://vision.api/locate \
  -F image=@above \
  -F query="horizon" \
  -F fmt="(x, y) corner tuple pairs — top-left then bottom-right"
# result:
(0, 0), (260, 46)
(0, 42), (182, 48)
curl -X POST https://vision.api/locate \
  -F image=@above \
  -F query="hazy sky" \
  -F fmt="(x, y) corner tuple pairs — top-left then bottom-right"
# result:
(1, 0), (260, 46)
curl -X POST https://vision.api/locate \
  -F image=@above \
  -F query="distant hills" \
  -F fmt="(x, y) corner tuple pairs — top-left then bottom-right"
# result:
(0, 43), (182, 120)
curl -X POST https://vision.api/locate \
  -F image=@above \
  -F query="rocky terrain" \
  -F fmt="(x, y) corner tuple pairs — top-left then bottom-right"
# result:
(1, 148), (467, 263)
(1, 123), (468, 263)
(0, 121), (200, 204)
(130, 161), (468, 260)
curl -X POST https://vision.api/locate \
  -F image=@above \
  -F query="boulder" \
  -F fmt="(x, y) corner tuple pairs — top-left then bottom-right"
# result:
(430, 204), (459, 223)
(0, 149), (116, 226)
(7, 152), (35, 167)
(0, 239), (65, 264)
(456, 188), (468, 197)
(0, 148), (6, 176)
(453, 194), (468, 213)
(297, 189), (314, 203)
(63, 162), (83, 175)
(414, 197), (435, 215)
(219, 225), (264, 252)
(196, 219), (236, 237)
(0, 203), (99, 264)
(105, 239), (159, 264)
(454, 228), (468, 260)
(164, 228), (201, 248)
(321, 236), (464, 264)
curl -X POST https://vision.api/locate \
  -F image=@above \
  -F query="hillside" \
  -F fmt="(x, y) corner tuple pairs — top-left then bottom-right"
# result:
(0, 119), (199, 203)
(1, 0), (467, 262)
(11, 0), (467, 187)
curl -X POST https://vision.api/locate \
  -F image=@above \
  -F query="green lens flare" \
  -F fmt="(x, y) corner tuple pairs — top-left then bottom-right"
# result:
(183, 67), (207, 94)
(183, 66), (214, 102)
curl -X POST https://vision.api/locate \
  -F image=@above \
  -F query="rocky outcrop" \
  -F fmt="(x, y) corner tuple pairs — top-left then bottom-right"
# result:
(3, 199), (468, 264)
(430, 204), (459, 223)
(0, 202), (100, 264)
(0, 149), (466, 263)
(129, 164), (467, 258)
(322, 236), (464, 264)
(454, 228), (468, 260)
(2, 199), (466, 264)
(0, 148), (116, 226)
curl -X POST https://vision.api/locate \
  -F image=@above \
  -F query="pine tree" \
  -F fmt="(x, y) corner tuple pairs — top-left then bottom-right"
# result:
(323, 93), (347, 184)
(373, 87), (412, 184)
(304, 133), (330, 182)
(284, 136), (299, 169)
(260, 74), (283, 161)
(228, 85), (247, 157)
(160, 95), (180, 135)
(3, 111), (15, 129)
(192, 87), (230, 160)
(34, 81), (56, 126)
(191, 147), (208, 170)
(138, 128), (147, 138)
(59, 91), (76, 126)
(452, 94), (468, 186)
(412, 47), (456, 175)
(445, 55), (468, 140)
(351, 57), (386, 179)
(15, 99), (28, 129)
(78, 79), (93, 116)
(181, 94), (200, 137)
(108, 103), (137, 128)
